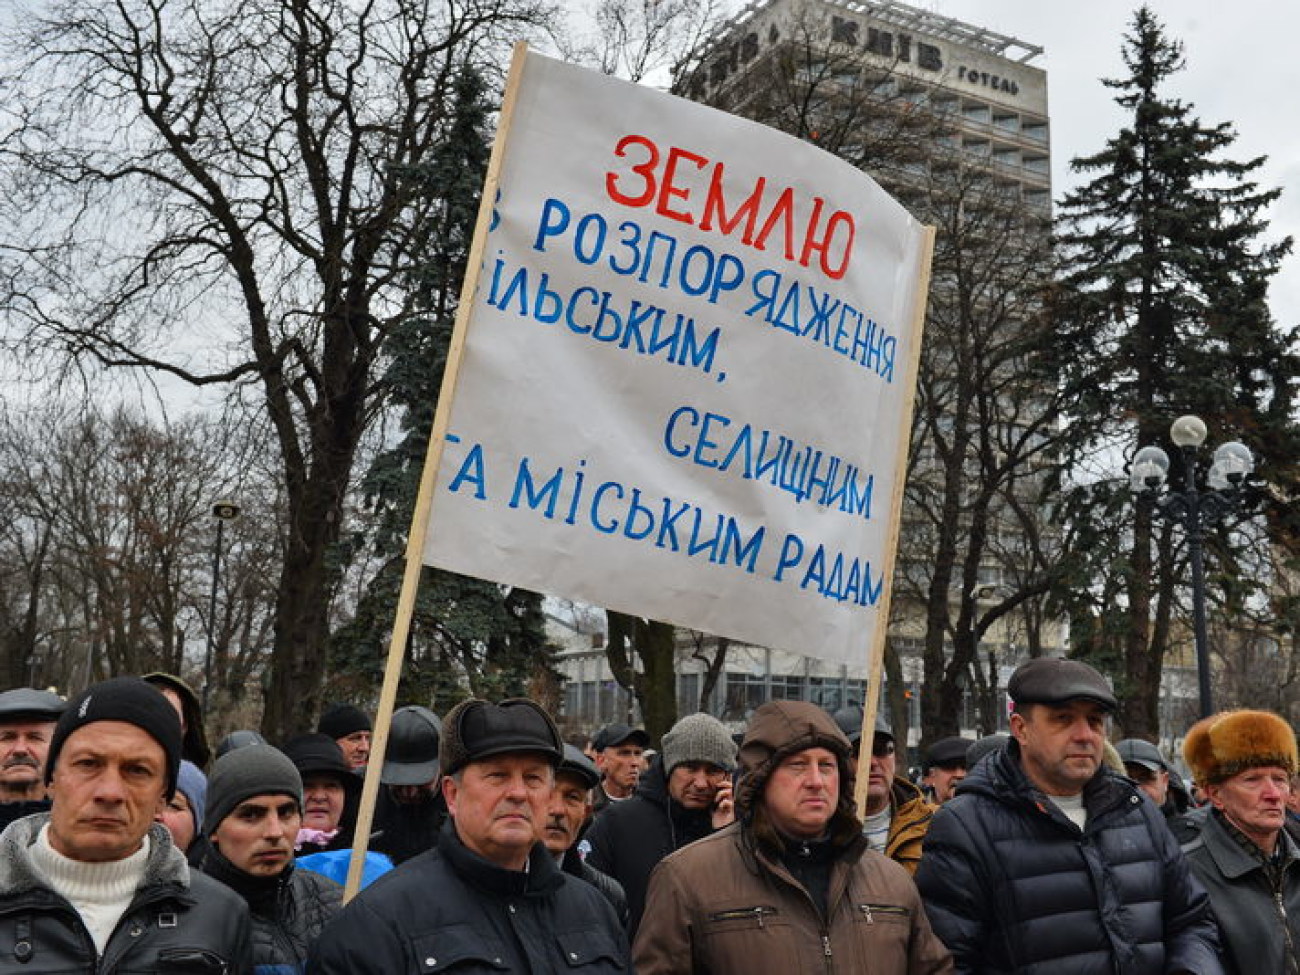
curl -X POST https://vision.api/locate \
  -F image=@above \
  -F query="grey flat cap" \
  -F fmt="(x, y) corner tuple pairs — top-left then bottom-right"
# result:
(0, 688), (65, 723)
(1116, 738), (1168, 773)
(1008, 658), (1117, 712)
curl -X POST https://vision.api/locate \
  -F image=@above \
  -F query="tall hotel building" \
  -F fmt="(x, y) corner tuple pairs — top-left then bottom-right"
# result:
(681, 0), (1050, 215)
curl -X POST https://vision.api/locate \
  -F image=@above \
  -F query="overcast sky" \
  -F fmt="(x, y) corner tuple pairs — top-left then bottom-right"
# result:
(923, 0), (1300, 328)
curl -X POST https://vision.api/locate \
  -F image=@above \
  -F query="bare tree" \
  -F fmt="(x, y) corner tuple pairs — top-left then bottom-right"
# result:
(0, 402), (266, 709)
(556, 0), (724, 84)
(0, 0), (554, 737)
(894, 164), (1071, 747)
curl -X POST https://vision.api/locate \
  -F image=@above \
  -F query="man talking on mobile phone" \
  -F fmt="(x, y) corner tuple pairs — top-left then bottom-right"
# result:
(584, 713), (737, 938)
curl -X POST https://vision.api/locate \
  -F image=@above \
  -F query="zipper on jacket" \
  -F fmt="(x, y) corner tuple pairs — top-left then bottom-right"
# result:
(1275, 889), (1300, 974)
(708, 906), (777, 927)
(859, 903), (909, 921)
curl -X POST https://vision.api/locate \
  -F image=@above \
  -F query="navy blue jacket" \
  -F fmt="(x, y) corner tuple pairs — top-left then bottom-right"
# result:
(307, 822), (627, 974)
(915, 740), (1222, 974)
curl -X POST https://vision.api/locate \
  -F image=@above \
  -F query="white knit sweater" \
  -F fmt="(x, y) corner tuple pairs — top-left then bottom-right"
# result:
(28, 824), (149, 955)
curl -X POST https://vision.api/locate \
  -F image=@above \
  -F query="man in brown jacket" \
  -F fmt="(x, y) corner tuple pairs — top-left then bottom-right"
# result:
(633, 700), (952, 975)
(834, 706), (935, 873)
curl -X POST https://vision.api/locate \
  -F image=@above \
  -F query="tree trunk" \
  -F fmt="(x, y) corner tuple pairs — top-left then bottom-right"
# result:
(605, 611), (679, 745)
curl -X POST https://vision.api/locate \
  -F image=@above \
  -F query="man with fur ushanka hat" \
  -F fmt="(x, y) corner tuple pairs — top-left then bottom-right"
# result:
(634, 700), (952, 975)
(1181, 709), (1300, 974)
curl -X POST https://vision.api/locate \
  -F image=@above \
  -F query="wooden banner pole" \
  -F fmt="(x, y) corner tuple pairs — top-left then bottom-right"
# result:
(853, 225), (936, 816)
(342, 41), (533, 904)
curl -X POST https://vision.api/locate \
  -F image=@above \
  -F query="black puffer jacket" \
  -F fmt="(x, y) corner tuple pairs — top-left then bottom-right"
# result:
(915, 740), (1223, 975)
(306, 821), (628, 974)
(193, 838), (341, 973)
(583, 756), (716, 936)
(0, 815), (252, 974)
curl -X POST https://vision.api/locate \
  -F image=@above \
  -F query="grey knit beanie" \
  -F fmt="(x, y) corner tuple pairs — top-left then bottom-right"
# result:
(661, 713), (737, 776)
(204, 744), (303, 834)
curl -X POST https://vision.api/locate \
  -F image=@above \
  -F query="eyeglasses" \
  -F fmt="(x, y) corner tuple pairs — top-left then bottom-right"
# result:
(871, 740), (895, 758)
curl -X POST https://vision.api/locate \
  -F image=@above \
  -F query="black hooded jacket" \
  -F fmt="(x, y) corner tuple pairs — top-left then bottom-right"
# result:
(915, 739), (1222, 975)
(583, 756), (717, 937)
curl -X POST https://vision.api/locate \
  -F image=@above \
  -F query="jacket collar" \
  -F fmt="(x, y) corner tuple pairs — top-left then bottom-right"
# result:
(634, 756), (671, 808)
(191, 835), (291, 912)
(0, 813), (191, 901)
(1200, 808), (1300, 880)
(964, 739), (1131, 823)
(737, 822), (868, 909)
(439, 820), (564, 897)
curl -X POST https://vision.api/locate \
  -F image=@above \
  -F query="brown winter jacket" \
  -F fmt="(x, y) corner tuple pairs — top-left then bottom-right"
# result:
(633, 701), (952, 975)
(884, 777), (936, 875)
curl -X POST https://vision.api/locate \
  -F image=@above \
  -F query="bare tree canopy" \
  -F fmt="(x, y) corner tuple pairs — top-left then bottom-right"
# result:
(0, 0), (555, 737)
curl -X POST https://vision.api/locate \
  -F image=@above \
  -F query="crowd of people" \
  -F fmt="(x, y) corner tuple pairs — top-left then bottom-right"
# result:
(0, 658), (1295, 973)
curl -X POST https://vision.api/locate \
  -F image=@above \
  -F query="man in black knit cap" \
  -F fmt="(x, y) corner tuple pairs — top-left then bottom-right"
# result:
(317, 702), (372, 773)
(0, 676), (250, 971)
(308, 697), (629, 974)
(192, 742), (341, 972)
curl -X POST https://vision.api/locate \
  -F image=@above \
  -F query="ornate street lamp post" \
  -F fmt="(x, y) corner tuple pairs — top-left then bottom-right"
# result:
(1129, 416), (1254, 718)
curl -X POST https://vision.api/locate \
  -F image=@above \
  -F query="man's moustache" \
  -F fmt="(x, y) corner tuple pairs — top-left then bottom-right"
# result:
(2, 757), (38, 770)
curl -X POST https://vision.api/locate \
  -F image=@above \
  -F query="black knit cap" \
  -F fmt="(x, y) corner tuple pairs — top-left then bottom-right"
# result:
(317, 703), (371, 740)
(46, 677), (183, 800)
(439, 698), (563, 776)
(282, 732), (361, 798)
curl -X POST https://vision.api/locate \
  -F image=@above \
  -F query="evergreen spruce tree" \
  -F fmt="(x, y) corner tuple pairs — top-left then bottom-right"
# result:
(331, 67), (559, 711)
(1052, 6), (1300, 736)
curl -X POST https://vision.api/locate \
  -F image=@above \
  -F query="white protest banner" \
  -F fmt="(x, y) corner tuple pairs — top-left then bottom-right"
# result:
(421, 47), (932, 668)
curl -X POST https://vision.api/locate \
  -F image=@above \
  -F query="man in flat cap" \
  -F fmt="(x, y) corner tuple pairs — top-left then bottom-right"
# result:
(308, 698), (629, 974)
(544, 745), (628, 925)
(0, 688), (64, 831)
(1117, 737), (1173, 808)
(0, 676), (250, 971)
(915, 657), (1222, 974)
(832, 706), (935, 873)
(590, 723), (649, 815)
(1181, 709), (1300, 974)
(923, 736), (971, 805)
(371, 704), (445, 865)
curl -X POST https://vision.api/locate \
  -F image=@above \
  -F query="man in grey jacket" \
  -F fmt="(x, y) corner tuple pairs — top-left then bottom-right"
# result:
(0, 676), (251, 973)
(1181, 708), (1300, 975)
